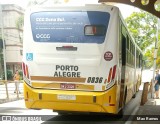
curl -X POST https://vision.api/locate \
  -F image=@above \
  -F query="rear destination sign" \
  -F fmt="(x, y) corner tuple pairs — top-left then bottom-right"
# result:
(30, 11), (110, 43)
(54, 65), (81, 77)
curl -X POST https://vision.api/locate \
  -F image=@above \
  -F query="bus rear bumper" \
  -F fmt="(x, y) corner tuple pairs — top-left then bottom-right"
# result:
(23, 82), (117, 114)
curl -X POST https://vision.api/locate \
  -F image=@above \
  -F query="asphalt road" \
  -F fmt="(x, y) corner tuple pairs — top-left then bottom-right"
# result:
(0, 88), (142, 124)
(42, 90), (142, 124)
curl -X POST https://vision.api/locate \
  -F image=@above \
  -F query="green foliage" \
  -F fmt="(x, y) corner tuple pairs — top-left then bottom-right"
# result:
(2, 70), (13, 80)
(143, 48), (154, 68)
(125, 10), (160, 68)
(0, 58), (3, 73)
(155, 1), (160, 11)
(7, 70), (13, 80)
(16, 15), (24, 29)
(125, 10), (157, 51)
(27, 0), (61, 6)
(2, 70), (23, 80)
(19, 71), (23, 80)
(16, 15), (24, 42)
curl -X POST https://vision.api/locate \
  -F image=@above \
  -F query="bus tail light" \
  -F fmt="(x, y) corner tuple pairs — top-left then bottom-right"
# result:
(108, 68), (113, 83)
(22, 62), (30, 79)
(25, 64), (29, 79)
(109, 96), (111, 103)
(107, 65), (116, 83)
(22, 62), (26, 76)
(112, 65), (116, 80)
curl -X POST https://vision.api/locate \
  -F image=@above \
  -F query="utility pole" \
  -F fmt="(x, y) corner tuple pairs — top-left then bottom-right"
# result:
(151, 18), (160, 98)
(0, 5), (7, 81)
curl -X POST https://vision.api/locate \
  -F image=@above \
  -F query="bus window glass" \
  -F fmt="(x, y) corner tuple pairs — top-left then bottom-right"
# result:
(30, 11), (110, 44)
(84, 25), (106, 36)
(127, 35), (129, 50)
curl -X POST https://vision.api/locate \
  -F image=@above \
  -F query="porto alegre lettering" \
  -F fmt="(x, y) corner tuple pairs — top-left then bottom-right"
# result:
(54, 65), (81, 77)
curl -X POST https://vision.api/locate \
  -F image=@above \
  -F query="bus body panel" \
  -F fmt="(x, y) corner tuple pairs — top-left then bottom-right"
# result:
(23, 5), (119, 92)
(23, 4), (142, 114)
(24, 82), (117, 114)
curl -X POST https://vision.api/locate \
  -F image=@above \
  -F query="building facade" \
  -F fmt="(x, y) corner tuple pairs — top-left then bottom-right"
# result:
(0, 4), (24, 78)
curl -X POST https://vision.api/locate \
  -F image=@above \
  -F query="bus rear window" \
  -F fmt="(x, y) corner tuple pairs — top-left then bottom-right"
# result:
(30, 11), (110, 44)
(85, 25), (106, 36)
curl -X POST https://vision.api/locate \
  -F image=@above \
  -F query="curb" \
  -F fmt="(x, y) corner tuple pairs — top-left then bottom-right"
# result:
(0, 97), (24, 104)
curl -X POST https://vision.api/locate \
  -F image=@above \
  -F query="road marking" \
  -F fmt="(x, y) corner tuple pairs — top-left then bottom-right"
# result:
(125, 106), (139, 124)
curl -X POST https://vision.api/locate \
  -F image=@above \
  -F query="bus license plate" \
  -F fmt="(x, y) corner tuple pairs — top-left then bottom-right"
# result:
(60, 83), (75, 89)
(57, 94), (76, 100)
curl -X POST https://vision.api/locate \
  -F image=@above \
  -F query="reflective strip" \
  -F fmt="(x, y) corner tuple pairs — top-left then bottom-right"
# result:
(109, 104), (115, 106)
(31, 76), (86, 83)
(32, 82), (94, 90)
(32, 82), (59, 88)
(109, 96), (111, 103)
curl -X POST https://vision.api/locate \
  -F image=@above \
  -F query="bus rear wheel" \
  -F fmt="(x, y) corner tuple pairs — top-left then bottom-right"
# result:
(118, 87), (127, 118)
(117, 108), (124, 118)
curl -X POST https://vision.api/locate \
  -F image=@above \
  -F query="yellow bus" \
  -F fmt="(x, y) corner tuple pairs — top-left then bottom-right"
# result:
(23, 4), (143, 115)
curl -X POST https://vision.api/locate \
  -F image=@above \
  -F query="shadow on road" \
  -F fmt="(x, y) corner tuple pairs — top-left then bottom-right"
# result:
(42, 90), (143, 124)
(0, 107), (26, 114)
(41, 114), (129, 124)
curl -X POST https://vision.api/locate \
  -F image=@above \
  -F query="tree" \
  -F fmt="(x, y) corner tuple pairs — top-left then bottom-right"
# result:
(16, 15), (24, 42)
(125, 10), (158, 51)
(0, 37), (3, 79)
(27, 0), (62, 6)
(16, 15), (24, 29)
(125, 10), (160, 68)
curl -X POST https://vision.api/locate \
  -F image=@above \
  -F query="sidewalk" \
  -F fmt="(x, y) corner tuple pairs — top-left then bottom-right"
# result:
(0, 82), (24, 104)
(132, 93), (160, 124)
(1, 81), (160, 123)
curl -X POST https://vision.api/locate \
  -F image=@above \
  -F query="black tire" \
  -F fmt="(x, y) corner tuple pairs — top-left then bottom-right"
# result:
(117, 108), (124, 118)
(117, 87), (127, 118)
(124, 87), (127, 105)
(132, 93), (136, 98)
(132, 85), (136, 98)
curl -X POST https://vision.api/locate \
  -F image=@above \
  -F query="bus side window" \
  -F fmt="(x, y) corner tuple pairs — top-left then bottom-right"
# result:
(136, 50), (139, 68)
(126, 35), (129, 65)
(133, 45), (135, 66)
(139, 54), (142, 68)
(122, 34), (126, 66)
